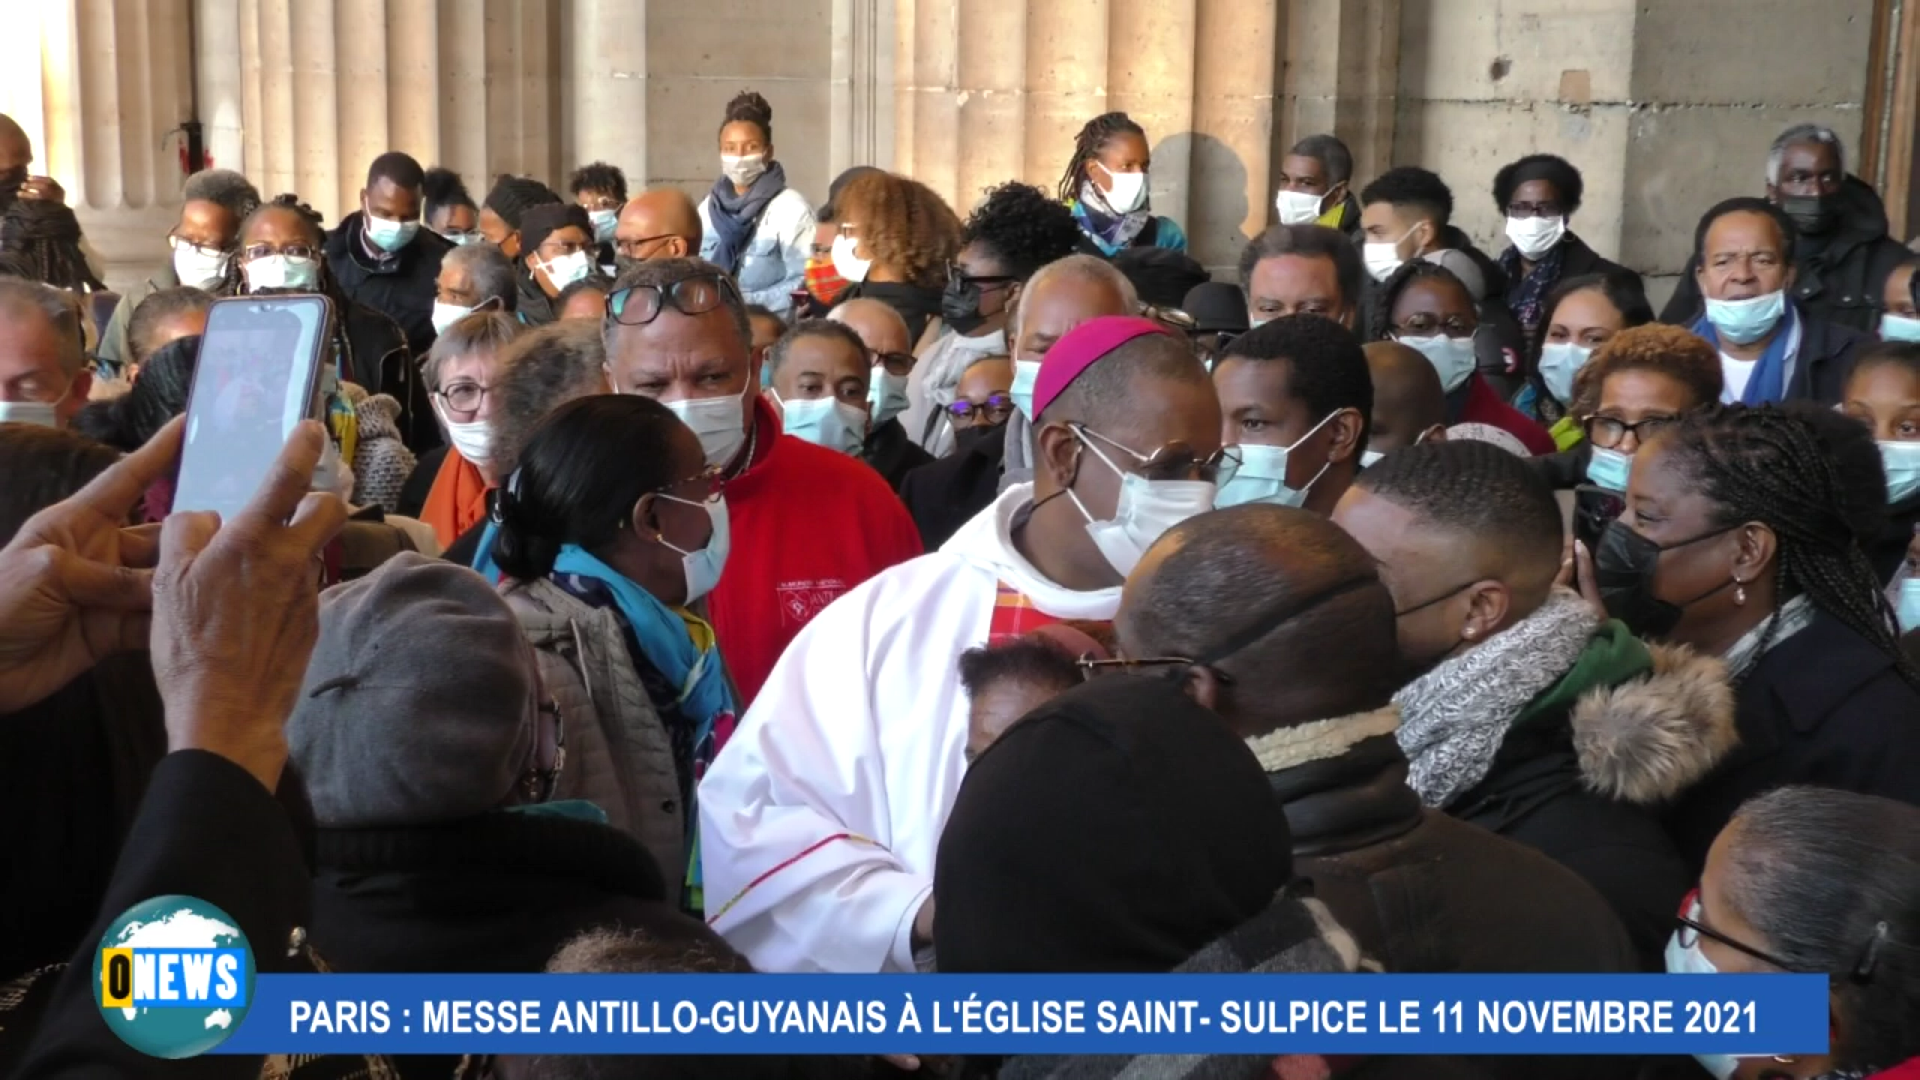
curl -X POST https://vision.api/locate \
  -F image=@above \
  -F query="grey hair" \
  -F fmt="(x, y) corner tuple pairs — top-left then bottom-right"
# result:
(0, 275), (86, 376)
(443, 243), (517, 311)
(1766, 124), (1847, 186)
(602, 256), (750, 354)
(488, 320), (609, 476)
(1723, 786), (1920, 1071)
(181, 168), (262, 220)
(1011, 253), (1139, 349)
(422, 310), (522, 390)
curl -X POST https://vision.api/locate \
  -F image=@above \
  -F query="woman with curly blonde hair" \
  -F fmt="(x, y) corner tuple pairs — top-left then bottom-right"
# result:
(828, 170), (961, 344)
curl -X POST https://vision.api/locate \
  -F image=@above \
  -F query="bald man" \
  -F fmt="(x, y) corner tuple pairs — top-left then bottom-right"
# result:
(1363, 340), (1447, 457)
(614, 188), (703, 263)
(830, 298), (931, 490)
(0, 114), (61, 210)
(1116, 503), (1643, 1058)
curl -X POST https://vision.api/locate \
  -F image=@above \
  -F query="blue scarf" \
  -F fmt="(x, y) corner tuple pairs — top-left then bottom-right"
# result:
(707, 162), (787, 275)
(1690, 302), (1800, 405)
(550, 544), (736, 911)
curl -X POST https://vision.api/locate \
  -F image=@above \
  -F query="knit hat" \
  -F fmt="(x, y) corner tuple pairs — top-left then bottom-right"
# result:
(935, 674), (1294, 973)
(1112, 246), (1210, 310)
(519, 204), (593, 258)
(1030, 315), (1170, 420)
(287, 552), (539, 828)
(484, 174), (563, 230)
(1183, 281), (1250, 335)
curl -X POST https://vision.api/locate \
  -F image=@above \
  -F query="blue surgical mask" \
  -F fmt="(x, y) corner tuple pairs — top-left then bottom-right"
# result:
(1882, 312), (1920, 343)
(656, 493), (730, 604)
(1664, 930), (1741, 1080)
(440, 229), (483, 247)
(244, 254), (319, 292)
(1360, 449), (1384, 468)
(868, 370), (910, 428)
(776, 392), (867, 456)
(1537, 341), (1592, 406)
(589, 208), (619, 245)
(1704, 290), (1786, 346)
(1882, 440), (1920, 504)
(1010, 358), (1041, 419)
(1586, 445), (1632, 492)
(363, 207), (420, 253)
(1215, 411), (1338, 509)
(1897, 576), (1920, 634)
(1398, 333), (1477, 394)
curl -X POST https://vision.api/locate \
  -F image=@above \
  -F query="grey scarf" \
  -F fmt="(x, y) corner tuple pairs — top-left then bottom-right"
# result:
(1393, 587), (1599, 808)
(1723, 593), (1816, 683)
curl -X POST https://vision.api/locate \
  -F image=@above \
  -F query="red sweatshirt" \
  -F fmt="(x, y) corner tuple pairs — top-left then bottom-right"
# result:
(1457, 372), (1557, 455)
(709, 396), (924, 706)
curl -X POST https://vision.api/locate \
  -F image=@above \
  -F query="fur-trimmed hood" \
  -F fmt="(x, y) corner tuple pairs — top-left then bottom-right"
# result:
(1571, 642), (1738, 805)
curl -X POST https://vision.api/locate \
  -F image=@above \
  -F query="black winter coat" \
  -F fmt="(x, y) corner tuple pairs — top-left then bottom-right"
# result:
(1786, 313), (1871, 404)
(862, 416), (933, 493)
(325, 212), (453, 357)
(1664, 610), (1920, 871)
(1872, 493), (1920, 583)
(333, 295), (439, 453)
(899, 422), (1009, 550)
(1659, 176), (1912, 336)
(835, 280), (943, 346)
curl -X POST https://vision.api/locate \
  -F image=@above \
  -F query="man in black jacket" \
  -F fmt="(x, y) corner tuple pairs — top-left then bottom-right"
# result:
(1660, 124), (1911, 336)
(326, 151), (455, 356)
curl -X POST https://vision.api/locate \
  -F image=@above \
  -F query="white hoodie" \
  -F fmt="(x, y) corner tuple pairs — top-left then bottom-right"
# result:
(698, 483), (1120, 973)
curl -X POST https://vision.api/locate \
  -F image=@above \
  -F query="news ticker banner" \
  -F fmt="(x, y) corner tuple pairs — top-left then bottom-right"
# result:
(188, 973), (1831, 1057)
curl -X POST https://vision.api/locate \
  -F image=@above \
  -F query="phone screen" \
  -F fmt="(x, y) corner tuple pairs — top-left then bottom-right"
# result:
(174, 296), (330, 522)
(1573, 484), (1628, 553)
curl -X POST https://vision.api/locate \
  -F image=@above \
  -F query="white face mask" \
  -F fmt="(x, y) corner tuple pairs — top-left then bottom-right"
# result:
(1067, 426), (1217, 578)
(1214, 411), (1339, 510)
(830, 233), (872, 284)
(722, 153), (769, 189)
(439, 229), (483, 247)
(431, 301), (474, 336)
(245, 254), (319, 292)
(1504, 214), (1567, 261)
(172, 245), (231, 290)
(775, 392), (868, 457)
(1663, 918), (1746, 1080)
(1398, 333), (1478, 394)
(588, 209), (619, 246)
(1097, 165), (1149, 215)
(1359, 448), (1385, 468)
(539, 250), (594, 292)
(868, 369), (910, 428)
(1010, 358), (1042, 419)
(433, 398), (492, 468)
(653, 383), (752, 470)
(1536, 341), (1592, 406)
(1897, 576), (1920, 634)
(656, 493), (731, 604)
(0, 399), (59, 427)
(1363, 224), (1421, 283)
(1275, 189), (1326, 226)
(363, 207), (420, 253)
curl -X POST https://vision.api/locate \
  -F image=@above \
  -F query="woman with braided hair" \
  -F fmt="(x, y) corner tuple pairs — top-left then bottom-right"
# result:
(1057, 111), (1187, 258)
(0, 197), (103, 294)
(1594, 401), (1920, 869)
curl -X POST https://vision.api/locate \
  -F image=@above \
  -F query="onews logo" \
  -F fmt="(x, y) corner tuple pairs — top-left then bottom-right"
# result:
(92, 895), (256, 1058)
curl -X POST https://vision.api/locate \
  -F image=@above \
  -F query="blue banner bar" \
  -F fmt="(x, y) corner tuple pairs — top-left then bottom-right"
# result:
(212, 974), (1829, 1056)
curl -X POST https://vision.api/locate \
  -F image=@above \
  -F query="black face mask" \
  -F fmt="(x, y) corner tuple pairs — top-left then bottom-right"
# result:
(941, 276), (988, 335)
(1779, 193), (1836, 237)
(1591, 519), (1739, 638)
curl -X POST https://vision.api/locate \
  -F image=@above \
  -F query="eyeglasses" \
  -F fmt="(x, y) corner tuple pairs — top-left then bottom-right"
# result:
(946, 394), (1015, 424)
(436, 381), (489, 414)
(1505, 200), (1566, 219)
(168, 233), (231, 258)
(607, 274), (740, 327)
(871, 350), (917, 378)
(1077, 575), (1374, 679)
(581, 195), (622, 212)
(1077, 655), (1216, 680)
(1674, 889), (1897, 983)
(1583, 413), (1679, 450)
(240, 243), (318, 262)
(539, 239), (590, 258)
(947, 263), (1016, 290)
(658, 464), (727, 503)
(616, 234), (679, 258)
(1141, 304), (1198, 333)
(1074, 423), (1242, 484)
(1391, 314), (1477, 338)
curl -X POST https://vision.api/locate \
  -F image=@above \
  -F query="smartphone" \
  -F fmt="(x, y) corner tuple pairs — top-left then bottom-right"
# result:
(173, 294), (333, 522)
(1572, 483), (1627, 553)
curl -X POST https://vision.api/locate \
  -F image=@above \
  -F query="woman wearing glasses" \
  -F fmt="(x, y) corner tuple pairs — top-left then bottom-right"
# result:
(898, 354), (1017, 549)
(494, 394), (739, 911)
(1534, 323), (1723, 497)
(411, 311), (523, 551)
(513, 203), (601, 327)
(1666, 786), (1920, 1080)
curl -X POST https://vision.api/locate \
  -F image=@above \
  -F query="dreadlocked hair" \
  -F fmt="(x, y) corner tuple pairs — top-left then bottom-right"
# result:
(1663, 403), (1919, 687)
(0, 199), (104, 292)
(1056, 112), (1147, 204)
(1366, 258), (1469, 342)
(222, 194), (361, 382)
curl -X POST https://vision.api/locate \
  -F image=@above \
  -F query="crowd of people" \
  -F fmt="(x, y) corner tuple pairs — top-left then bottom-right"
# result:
(0, 87), (1919, 1080)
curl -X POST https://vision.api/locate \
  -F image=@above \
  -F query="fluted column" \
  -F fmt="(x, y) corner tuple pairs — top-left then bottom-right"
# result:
(908, 0), (960, 208)
(952, 0), (1025, 214)
(1022, 0), (1108, 199)
(1108, 0), (1195, 229)
(1190, 0), (1278, 273)
(566, 0), (645, 185)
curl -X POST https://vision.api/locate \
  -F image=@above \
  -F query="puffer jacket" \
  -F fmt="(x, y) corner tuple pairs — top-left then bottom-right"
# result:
(500, 576), (686, 880)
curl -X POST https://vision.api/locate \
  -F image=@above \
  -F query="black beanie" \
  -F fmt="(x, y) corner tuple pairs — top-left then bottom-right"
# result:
(484, 175), (562, 230)
(518, 204), (592, 258)
(1113, 247), (1211, 311)
(934, 674), (1293, 974)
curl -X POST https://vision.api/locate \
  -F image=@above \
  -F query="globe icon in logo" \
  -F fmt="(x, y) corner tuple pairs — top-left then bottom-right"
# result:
(93, 894), (256, 1058)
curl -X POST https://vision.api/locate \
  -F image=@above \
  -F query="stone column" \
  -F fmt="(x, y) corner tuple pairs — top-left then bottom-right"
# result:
(908, 0), (960, 208)
(1108, 0), (1196, 228)
(952, 0), (1026, 214)
(1021, 0), (1108, 198)
(1190, 0), (1278, 274)
(567, 0), (646, 187)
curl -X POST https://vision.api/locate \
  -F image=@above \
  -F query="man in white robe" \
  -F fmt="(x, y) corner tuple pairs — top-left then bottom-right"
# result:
(700, 261), (1227, 973)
